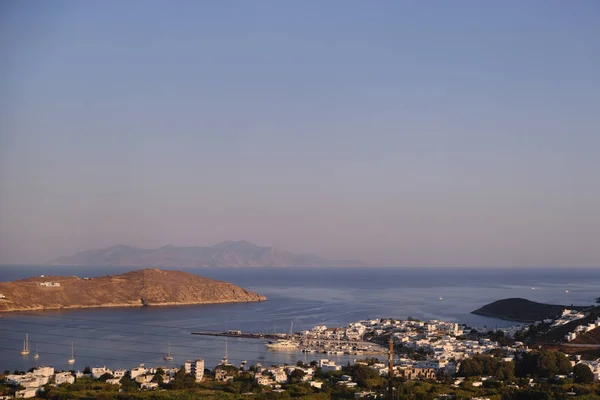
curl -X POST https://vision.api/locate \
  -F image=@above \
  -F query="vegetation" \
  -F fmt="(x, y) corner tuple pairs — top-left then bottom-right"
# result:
(458, 355), (515, 381)
(515, 350), (572, 378)
(11, 349), (599, 400)
(574, 364), (595, 384)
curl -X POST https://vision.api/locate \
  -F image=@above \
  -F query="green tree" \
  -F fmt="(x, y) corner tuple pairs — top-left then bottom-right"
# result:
(119, 374), (138, 392)
(573, 363), (595, 384)
(349, 364), (384, 389)
(555, 352), (572, 375)
(169, 367), (197, 390)
(289, 369), (306, 384)
(458, 358), (483, 377)
(515, 349), (572, 378)
(152, 367), (165, 384)
(97, 372), (114, 382)
(495, 361), (515, 382)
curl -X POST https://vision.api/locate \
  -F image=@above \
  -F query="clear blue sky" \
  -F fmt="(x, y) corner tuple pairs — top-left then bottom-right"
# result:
(1, 1), (599, 266)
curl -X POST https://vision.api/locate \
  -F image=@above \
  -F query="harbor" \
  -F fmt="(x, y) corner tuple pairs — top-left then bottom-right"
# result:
(190, 329), (386, 355)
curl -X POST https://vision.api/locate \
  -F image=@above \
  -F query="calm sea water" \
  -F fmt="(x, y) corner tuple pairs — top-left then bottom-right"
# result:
(0, 266), (598, 372)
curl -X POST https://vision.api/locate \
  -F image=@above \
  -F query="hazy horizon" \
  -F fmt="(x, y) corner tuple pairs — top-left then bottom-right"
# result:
(1, 1), (599, 267)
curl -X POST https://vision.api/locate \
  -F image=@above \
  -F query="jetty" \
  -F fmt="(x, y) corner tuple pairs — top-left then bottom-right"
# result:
(190, 330), (386, 354)
(191, 331), (283, 340)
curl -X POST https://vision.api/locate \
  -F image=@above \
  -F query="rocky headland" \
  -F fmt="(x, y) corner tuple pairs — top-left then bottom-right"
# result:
(471, 298), (588, 323)
(0, 268), (266, 312)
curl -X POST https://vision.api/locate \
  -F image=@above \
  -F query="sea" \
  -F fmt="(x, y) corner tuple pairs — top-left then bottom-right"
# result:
(0, 266), (598, 372)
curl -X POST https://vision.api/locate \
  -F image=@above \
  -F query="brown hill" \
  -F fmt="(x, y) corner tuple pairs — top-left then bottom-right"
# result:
(571, 327), (600, 345)
(0, 268), (266, 312)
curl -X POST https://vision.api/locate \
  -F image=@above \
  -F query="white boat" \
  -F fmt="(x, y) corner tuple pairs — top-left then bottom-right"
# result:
(20, 334), (30, 355)
(163, 342), (173, 361)
(266, 339), (298, 349)
(220, 338), (232, 365)
(67, 342), (75, 365)
(34, 344), (40, 360)
(266, 321), (298, 350)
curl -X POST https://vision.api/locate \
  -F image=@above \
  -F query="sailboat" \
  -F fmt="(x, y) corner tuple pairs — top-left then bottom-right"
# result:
(163, 341), (173, 361)
(221, 338), (231, 365)
(34, 344), (40, 360)
(67, 342), (75, 365)
(20, 334), (30, 355)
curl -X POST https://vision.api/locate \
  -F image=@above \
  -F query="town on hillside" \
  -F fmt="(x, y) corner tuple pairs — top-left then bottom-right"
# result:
(2, 313), (600, 400)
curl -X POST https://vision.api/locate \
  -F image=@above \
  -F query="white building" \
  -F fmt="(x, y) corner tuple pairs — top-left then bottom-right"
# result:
(15, 388), (38, 399)
(319, 359), (342, 372)
(255, 373), (274, 386)
(311, 325), (327, 333)
(91, 366), (112, 379)
(271, 369), (287, 383)
(38, 282), (61, 287)
(141, 382), (159, 390)
(55, 372), (75, 386)
(130, 366), (148, 379)
(184, 359), (205, 382)
(112, 369), (127, 379)
(135, 374), (154, 384)
(565, 332), (578, 342)
(6, 374), (48, 388)
(33, 366), (54, 379)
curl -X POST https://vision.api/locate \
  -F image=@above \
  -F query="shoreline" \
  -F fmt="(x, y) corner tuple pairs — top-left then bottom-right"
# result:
(0, 298), (267, 313)
(470, 310), (533, 323)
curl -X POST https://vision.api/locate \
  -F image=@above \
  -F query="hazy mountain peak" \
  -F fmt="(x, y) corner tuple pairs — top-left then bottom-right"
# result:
(47, 241), (365, 268)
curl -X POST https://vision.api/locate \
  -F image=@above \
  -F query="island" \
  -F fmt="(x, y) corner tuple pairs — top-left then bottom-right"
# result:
(46, 240), (365, 268)
(471, 298), (587, 323)
(0, 268), (266, 312)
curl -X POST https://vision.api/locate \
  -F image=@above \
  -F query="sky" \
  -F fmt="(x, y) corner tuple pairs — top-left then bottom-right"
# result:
(1, 1), (599, 267)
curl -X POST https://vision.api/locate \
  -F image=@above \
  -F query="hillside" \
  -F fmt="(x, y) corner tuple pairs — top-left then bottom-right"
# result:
(0, 268), (266, 312)
(571, 326), (600, 345)
(472, 298), (587, 322)
(46, 240), (365, 268)
(543, 306), (600, 343)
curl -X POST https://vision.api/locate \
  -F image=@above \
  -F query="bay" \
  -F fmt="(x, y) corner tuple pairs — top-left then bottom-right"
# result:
(0, 266), (597, 372)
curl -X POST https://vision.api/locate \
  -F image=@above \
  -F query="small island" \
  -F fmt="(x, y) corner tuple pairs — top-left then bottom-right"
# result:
(471, 298), (587, 323)
(0, 268), (266, 312)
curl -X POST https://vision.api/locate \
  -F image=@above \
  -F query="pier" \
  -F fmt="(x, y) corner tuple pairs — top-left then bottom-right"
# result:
(190, 330), (386, 354)
(190, 331), (283, 340)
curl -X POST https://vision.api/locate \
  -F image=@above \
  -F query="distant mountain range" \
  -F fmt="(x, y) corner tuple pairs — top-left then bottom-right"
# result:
(47, 241), (365, 268)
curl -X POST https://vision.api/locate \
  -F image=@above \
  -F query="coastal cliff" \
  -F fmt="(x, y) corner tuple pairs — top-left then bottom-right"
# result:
(0, 268), (267, 312)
